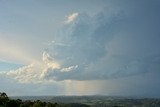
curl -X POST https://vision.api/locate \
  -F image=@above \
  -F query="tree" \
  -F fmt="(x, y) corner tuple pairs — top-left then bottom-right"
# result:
(6, 100), (19, 107)
(45, 102), (55, 107)
(0, 92), (9, 106)
(0, 92), (8, 98)
(33, 100), (44, 107)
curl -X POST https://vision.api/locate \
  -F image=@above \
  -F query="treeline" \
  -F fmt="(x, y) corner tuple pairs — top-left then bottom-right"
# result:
(0, 92), (89, 107)
(2, 92), (160, 107)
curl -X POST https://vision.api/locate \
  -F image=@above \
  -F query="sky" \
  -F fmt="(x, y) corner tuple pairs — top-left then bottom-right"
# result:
(0, 0), (160, 97)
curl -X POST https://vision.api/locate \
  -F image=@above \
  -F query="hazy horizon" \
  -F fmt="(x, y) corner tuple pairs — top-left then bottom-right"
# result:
(0, 0), (160, 98)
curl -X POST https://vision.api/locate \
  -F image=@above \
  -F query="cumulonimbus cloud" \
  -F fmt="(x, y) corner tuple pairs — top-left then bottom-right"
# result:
(2, 4), (160, 83)
(42, 7), (160, 81)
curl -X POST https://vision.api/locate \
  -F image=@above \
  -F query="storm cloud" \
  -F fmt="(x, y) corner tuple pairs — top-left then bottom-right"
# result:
(42, 2), (160, 81)
(2, 0), (160, 83)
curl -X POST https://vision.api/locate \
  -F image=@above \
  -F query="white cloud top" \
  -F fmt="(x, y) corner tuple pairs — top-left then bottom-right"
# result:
(64, 12), (79, 24)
